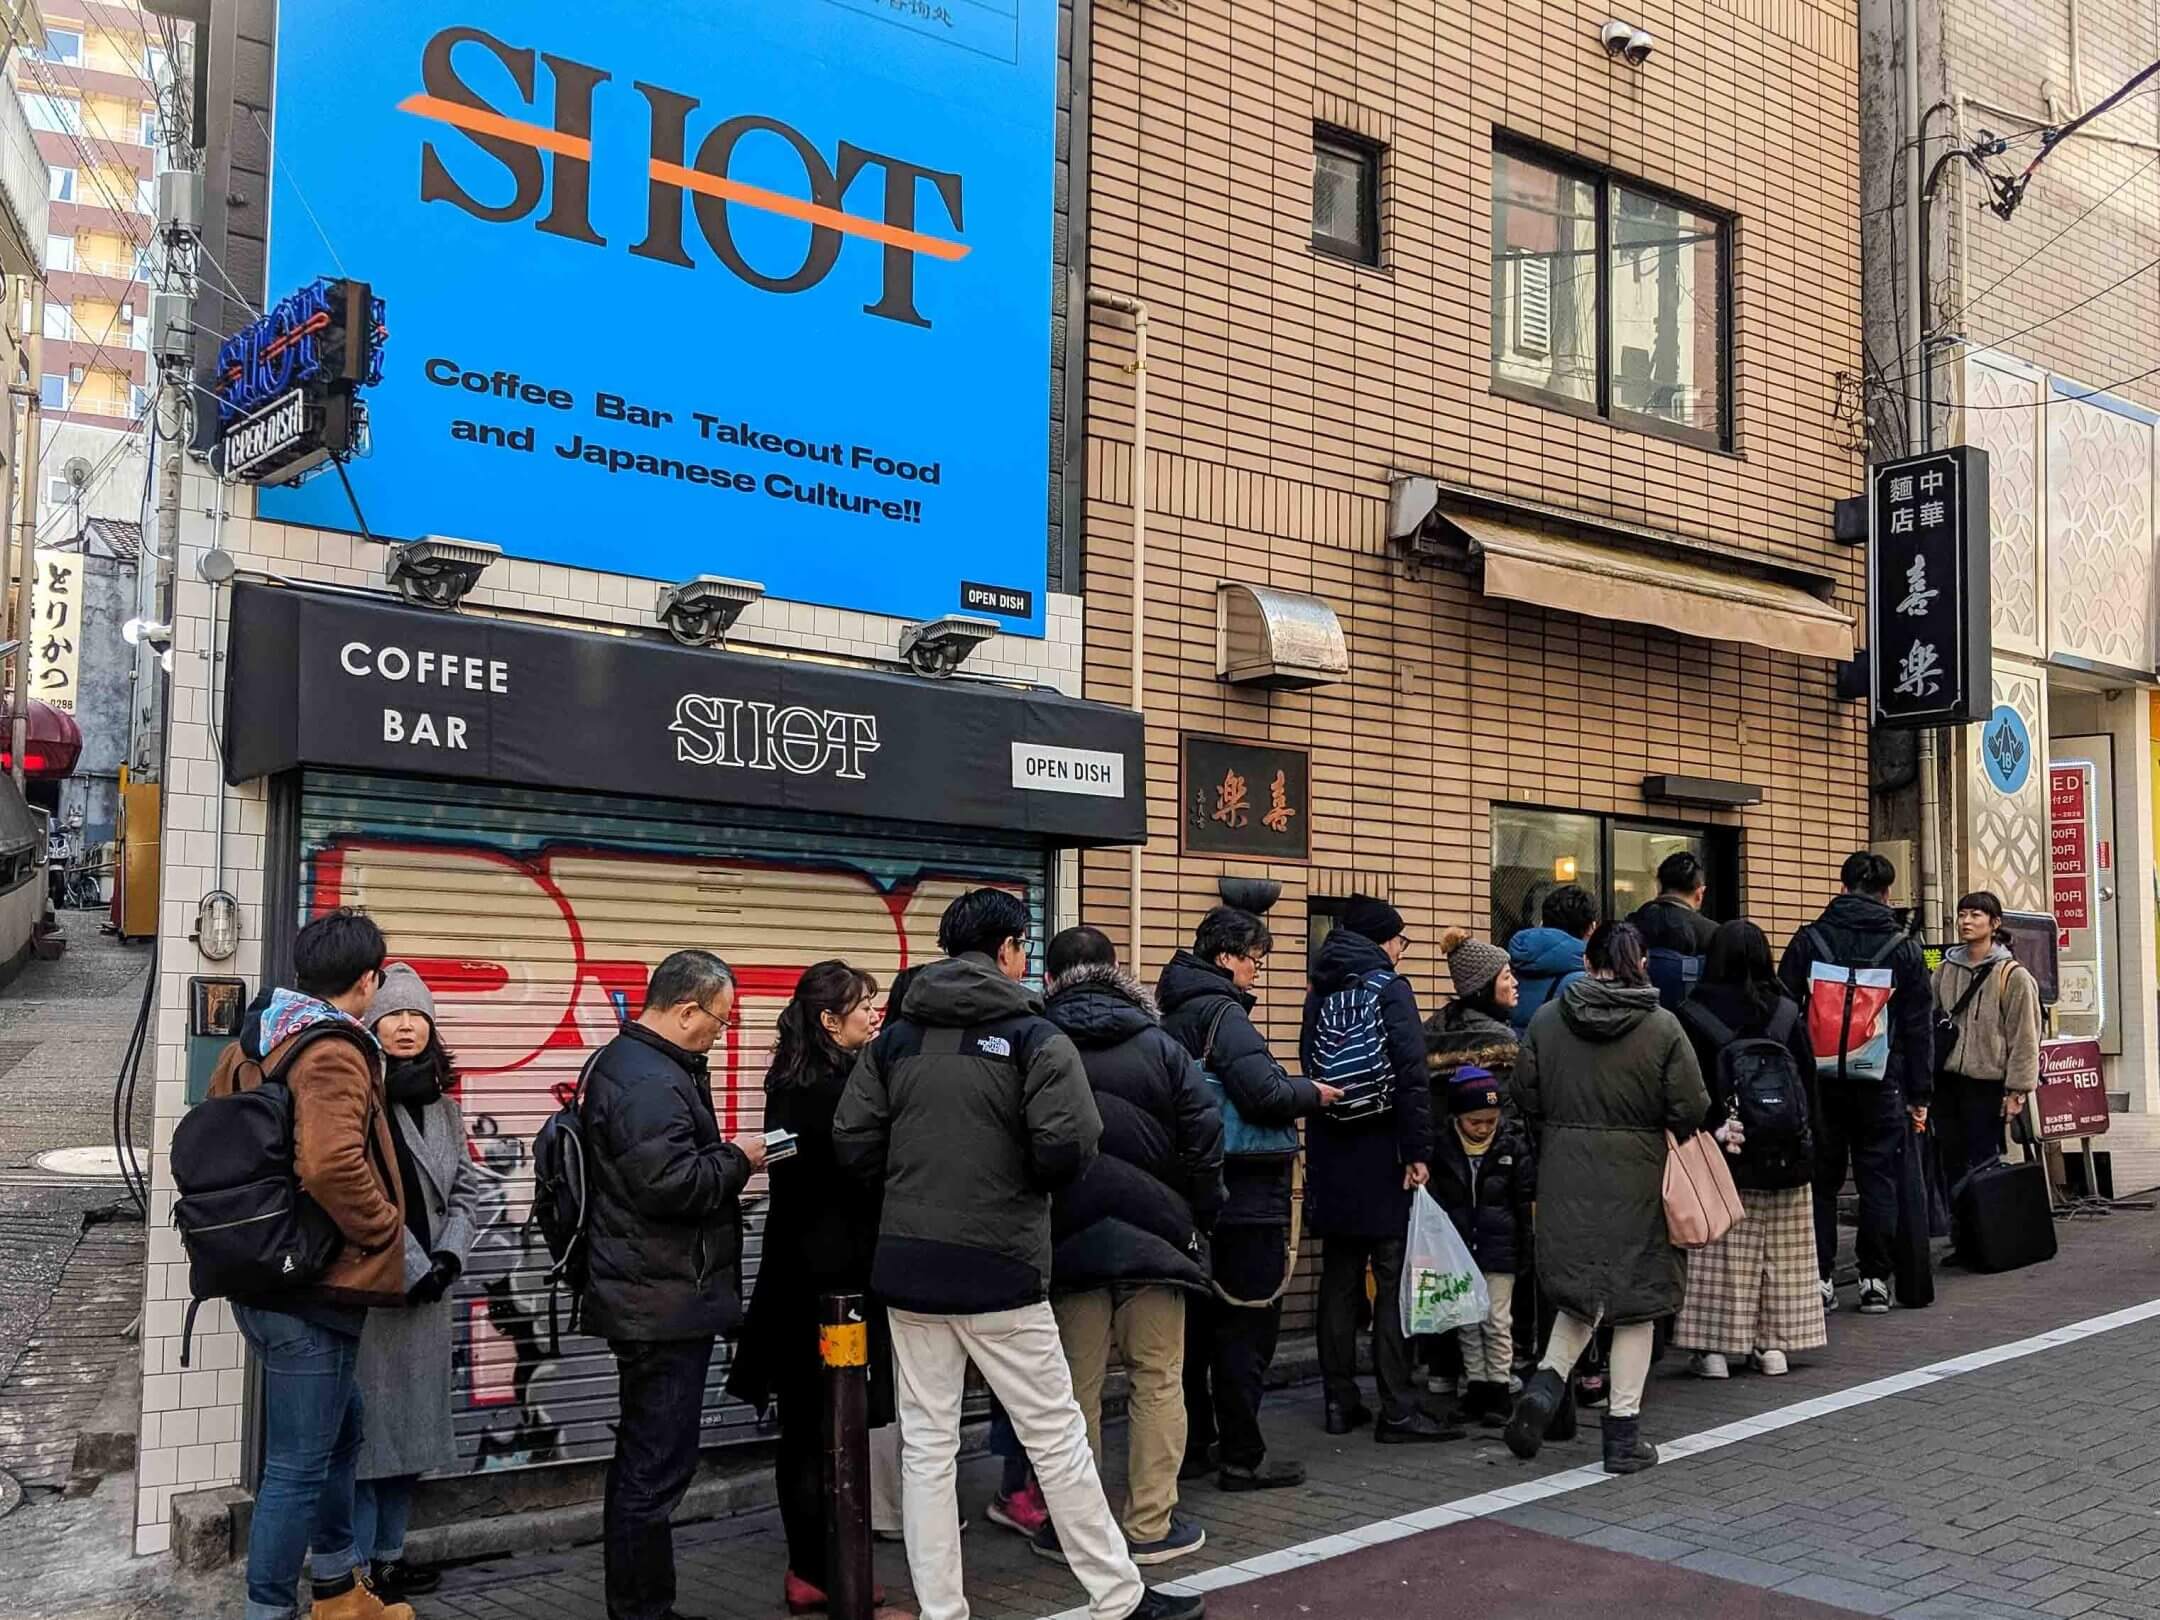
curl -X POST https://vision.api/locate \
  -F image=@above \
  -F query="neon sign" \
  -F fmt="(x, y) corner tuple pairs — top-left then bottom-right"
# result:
(211, 277), (387, 484)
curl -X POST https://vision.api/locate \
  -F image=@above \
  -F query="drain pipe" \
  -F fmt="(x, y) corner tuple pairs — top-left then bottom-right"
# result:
(1087, 288), (1149, 966)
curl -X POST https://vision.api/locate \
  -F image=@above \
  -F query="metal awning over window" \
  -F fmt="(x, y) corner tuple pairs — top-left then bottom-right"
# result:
(1440, 511), (1855, 663)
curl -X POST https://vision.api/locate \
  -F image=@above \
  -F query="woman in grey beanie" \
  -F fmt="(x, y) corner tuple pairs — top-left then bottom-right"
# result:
(353, 962), (484, 1602)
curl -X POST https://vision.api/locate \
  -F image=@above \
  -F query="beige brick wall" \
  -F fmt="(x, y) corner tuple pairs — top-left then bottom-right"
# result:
(1078, 0), (1869, 1035)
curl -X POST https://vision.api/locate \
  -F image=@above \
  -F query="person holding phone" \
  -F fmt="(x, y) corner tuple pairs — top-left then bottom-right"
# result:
(729, 960), (895, 1616)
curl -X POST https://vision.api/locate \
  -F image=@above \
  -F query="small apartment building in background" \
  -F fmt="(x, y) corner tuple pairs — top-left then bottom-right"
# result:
(16, 2), (158, 537)
(1077, 0), (1870, 1333)
(1862, 0), (2160, 1189)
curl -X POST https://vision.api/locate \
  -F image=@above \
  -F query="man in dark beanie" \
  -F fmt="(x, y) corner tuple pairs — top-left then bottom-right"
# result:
(1301, 897), (1450, 1442)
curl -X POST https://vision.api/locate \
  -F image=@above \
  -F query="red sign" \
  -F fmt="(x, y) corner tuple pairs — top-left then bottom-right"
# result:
(2051, 766), (2086, 819)
(2052, 819), (2088, 871)
(2035, 1039), (2110, 1140)
(2054, 875), (2090, 931)
(2100, 839), (2113, 871)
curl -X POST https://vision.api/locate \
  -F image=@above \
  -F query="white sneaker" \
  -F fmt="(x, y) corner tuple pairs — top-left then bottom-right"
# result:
(1688, 1352), (1729, 1380)
(1751, 1349), (1789, 1377)
(1818, 1278), (1838, 1312)
(1858, 1278), (1891, 1314)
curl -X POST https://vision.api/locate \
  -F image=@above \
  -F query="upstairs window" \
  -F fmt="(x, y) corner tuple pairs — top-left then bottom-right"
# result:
(1491, 140), (1731, 449)
(36, 28), (81, 65)
(1311, 127), (1382, 266)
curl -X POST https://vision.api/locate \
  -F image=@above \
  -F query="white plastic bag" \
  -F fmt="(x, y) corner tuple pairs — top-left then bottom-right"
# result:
(1401, 1185), (1490, 1337)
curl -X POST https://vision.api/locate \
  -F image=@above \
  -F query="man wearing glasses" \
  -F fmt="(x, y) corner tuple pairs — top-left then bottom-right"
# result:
(1158, 907), (1340, 1493)
(583, 948), (769, 1620)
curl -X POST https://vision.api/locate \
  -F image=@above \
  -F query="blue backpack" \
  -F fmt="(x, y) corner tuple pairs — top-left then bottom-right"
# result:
(1309, 968), (1398, 1122)
(1199, 1002), (1300, 1162)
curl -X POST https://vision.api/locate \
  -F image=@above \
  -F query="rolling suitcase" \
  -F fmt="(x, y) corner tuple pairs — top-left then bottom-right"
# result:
(1951, 1114), (2057, 1274)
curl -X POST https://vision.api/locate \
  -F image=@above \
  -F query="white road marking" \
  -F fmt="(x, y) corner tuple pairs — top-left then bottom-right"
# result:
(1039, 1294), (2160, 1617)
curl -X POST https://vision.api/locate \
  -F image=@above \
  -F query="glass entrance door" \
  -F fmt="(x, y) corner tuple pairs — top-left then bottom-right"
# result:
(1610, 820), (1724, 924)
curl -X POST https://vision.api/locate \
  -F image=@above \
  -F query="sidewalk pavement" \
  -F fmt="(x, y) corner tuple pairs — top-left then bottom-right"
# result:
(374, 1211), (2160, 1619)
(12, 1203), (2160, 1620)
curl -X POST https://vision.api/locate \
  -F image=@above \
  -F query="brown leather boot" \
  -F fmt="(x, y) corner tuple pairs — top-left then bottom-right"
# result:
(309, 1573), (415, 1620)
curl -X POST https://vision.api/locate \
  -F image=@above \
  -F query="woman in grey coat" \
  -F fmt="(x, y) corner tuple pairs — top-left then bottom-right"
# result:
(1502, 923), (1709, 1477)
(355, 962), (483, 1602)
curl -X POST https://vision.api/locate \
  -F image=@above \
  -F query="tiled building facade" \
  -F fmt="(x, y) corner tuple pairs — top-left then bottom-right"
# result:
(1863, 0), (2160, 1188)
(1078, 0), (1868, 1059)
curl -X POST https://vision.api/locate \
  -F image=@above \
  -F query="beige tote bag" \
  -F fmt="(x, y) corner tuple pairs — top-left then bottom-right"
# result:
(1663, 1129), (1745, 1248)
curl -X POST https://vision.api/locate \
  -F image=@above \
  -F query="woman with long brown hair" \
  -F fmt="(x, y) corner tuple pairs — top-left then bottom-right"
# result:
(728, 959), (891, 1614)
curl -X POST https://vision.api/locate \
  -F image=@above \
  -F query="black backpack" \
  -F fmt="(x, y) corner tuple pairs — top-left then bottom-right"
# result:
(530, 1051), (601, 1349)
(1646, 946), (1706, 1011)
(1682, 999), (1813, 1180)
(171, 1024), (363, 1366)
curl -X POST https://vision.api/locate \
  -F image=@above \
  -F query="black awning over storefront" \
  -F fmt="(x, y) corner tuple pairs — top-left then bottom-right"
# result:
(224, 582), (1145, 846)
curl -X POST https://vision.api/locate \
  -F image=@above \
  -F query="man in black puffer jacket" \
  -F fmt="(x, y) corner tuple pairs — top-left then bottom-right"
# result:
(582, 949), (768, 1620)
(1158, 907), (1338, 1493)
(1043, 926), (1224, 1566)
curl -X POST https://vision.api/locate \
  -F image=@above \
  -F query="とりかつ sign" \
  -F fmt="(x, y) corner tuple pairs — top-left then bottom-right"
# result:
(258, 2), (1059, 634)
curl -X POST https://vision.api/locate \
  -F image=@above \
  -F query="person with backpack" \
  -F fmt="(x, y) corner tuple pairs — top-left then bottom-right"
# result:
(1779, 851), (1935, 1318)
(351, 965), (484, 1606)
(200, 909), (422, 1620)
(1503, 923), (1709, 1476)
(582, 949), (769, 1620)
(1630, 852), (1719, 1010)
(1508, 885), (1596, 1035)
(1039, 926), (1224, 1567)
(1159, 906), (1338, 1494)
(1673, 921), (1824, 1379)
(833, 888), (1202, 1620)
(727, 959), (901, 1617)
(1427, 1066), (1534, 1425)
(1932, 892), (2044, 1199)
(1301, 896), (1451, 1444)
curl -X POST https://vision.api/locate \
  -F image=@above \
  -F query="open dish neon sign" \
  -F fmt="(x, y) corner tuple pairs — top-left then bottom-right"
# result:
(214, 277), (387, 425)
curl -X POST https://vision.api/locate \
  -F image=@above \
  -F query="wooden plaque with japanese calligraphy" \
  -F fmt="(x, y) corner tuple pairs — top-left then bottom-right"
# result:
(1867, 445), (1990, 729)
(1181, 734), (1310, 860)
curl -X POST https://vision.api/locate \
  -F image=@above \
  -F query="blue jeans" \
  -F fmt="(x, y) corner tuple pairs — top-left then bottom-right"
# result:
(354, 1475), (417, 1565)
(233, 1305), (364, 1620)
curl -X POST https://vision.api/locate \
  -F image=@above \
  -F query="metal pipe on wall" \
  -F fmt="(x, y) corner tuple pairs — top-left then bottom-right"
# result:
(10, 283), (40, 788)
(1086, 288), (1148, 965)
(1905, 0), (1948, 939)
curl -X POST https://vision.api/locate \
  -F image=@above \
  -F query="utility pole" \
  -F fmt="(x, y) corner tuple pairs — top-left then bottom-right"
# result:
(9, 282), (39, 788)
(1904, 0), (1947, 941)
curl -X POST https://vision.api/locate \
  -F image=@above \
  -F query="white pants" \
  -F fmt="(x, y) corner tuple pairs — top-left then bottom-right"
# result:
(1542, 1308), (1654, 1419)
(1460, 1272), (1516, 1383)
(871, 1421), (903, 1536)
(889, 1303), (1145, 1620)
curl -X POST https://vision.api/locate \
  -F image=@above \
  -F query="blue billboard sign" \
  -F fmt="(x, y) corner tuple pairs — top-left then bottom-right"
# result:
(261, 2), (1057, 635)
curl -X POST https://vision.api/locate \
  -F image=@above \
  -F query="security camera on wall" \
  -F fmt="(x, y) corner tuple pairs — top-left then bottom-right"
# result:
(1599, 18), (1655, 63)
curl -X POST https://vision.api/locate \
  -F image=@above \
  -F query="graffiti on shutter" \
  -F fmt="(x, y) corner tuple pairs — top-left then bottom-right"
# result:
(301, 772), (1049, 1473)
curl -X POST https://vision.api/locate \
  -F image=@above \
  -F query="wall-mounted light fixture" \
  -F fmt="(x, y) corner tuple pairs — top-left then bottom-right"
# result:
(1598, 18), (1655, 63)
(384, 535), (501, 610)
(655, 575), (764, 648)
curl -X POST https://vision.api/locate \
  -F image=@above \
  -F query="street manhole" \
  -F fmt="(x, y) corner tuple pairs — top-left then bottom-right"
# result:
(31, 1145), (124, 1178)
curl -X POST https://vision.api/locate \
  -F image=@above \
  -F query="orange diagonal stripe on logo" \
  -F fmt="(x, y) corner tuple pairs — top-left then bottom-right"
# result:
(648, 161), (969, 261)
(397, 93), (967, 262)
(398, 94), (593, 159)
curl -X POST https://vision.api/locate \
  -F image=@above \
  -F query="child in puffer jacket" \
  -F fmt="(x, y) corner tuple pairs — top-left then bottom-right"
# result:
(1428, 1066), (1536, 1425)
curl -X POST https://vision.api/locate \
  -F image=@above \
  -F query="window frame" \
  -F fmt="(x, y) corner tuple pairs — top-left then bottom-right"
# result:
(1489, 801), (1739, 946)
(38, 27), (82, 65)
(1490, 135), (1735, 452)
(1311, 124), (1384, 268)
(48, 166), (74, 203)
(39, 373), (65, 411)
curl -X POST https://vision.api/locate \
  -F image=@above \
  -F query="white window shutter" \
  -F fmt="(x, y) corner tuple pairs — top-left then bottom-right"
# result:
(1514, 257), (1552, 358)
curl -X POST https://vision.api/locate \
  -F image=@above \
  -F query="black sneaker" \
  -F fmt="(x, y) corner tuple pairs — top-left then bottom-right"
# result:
(1177, 1441), (1219, 1482)
(1128, 1588), (1206, 1620)
(1324, 1401), (1372, 1435)
(370, 1560), (442, 1600)
(1031, 1520), (1069, 1565)
(1219, 1456), (1306, 1491)
(1128, 1514), (1206, 1565)
(1374, 1409), (1463, 1444)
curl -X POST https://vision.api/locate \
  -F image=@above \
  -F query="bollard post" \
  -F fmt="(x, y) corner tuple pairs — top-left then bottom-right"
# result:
(820, 1291), (874, 1620)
